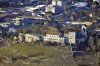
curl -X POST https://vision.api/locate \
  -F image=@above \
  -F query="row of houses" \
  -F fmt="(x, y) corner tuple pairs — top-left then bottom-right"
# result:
(18, 26), (76, 45)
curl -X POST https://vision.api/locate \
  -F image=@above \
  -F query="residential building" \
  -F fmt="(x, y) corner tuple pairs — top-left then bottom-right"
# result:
(18, 33), (24, 42)
(46, 0), (66, 14)
(52, 0), (66, 8)
(44, 26), (76, 44)
(64, 30), (76, 44)
(24, 34), (39, 43)
(12, 17), (23, 25)
(18, 33), (39, 43)
(44, 26), (60, 43)
(0, 22), (10, 28)
(68, 32), (76, 44)
(45, 5), (55, 13)
(59, 37), (65, 44)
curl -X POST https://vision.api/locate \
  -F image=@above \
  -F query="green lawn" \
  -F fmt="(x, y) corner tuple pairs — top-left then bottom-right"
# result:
(0, 44), (59, 58)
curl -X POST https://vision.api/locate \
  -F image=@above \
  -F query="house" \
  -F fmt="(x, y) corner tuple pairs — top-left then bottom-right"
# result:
(44, 26), (76, 44)
(59, 37), (65, 45)
(0, 22), (10, 28)
(44, 26), (65, 45)
(44, 26), (60, 43)
(18, 33), (39, 43)
(46, 0), (66, 15)
(45, 5), (55, 14)
(46, 5), (63, 14)
(12, 17), (23, 25)
(68, 32), (76, 44)
(18, 33), (24, 42)
(24, 34), (39, 43)
(52, 0), (66, 9)
(44, 26), (65, 43)
(64, 29), (76, 44)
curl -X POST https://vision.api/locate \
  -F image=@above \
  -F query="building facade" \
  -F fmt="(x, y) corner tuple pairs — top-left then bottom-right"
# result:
(46, 0), (66, 14)
(64, 32), (76, 44)
(45, 34), (60, 42)
(24, 34), (39, 43)
(18, 33), (39, 43)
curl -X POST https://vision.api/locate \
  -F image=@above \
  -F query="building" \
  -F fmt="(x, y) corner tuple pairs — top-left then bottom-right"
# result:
(45, 5), (55, 13)
(46, 5), (62, 14)
(0, 22), (10, 28)
(64, 30), (76, 44)
(18, 33), (39, 43)
(46, 0), (66, 15)
(68, 32), (76, 44)
(52, 0), (66, 8)
(59, 37), (65, 44)
(24, 34), (39, 43)
(44, 26), (60, 43)
(44, 26), (76, 44)
(44, 26), (65, 45)
(18, 33), (24, 42)
(12, 17), (23, 25)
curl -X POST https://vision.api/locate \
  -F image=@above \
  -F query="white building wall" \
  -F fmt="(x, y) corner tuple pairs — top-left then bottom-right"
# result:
(52, 0), (57, 6)
(52, 7), (56, 13)
(46, 6), (52, 12)
(19, 33), (24, 42)
(52, 0), (63, 6)
(68, 32), (76, 44)
(57, 0), (62, 6)
(25, 34), (33, 42)
(45, 34), (60, 42)
(64, 32), (76, 44)
(46, 5), (56, 13)
(59, 37), (64, 44)
(25, 34), (39, 43)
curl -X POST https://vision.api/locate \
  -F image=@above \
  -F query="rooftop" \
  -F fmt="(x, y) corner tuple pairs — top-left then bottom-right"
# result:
(46, 26), (59, 35)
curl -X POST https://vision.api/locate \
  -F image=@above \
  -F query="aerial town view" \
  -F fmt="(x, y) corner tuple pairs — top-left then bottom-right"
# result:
(0, 0), (100, 66)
